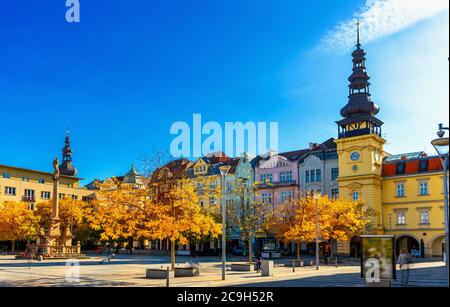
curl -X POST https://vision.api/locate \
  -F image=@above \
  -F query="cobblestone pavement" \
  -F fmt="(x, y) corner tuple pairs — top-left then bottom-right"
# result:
(0, 255), (446, 287)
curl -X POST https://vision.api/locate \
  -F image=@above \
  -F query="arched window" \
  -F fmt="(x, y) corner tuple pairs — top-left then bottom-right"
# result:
(352, 191), (359, 201)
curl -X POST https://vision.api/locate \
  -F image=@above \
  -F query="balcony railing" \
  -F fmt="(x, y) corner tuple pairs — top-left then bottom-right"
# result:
(22, 196), (36, 202)
(257, 180), (297, 189)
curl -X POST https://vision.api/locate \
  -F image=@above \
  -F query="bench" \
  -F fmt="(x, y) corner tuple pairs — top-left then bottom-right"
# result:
(146, 268), (174, 279)
(174, 266), (200, 277)
(230, 263), (254, 272)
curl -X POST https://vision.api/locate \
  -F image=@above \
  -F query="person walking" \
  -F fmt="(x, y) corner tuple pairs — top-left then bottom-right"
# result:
(324, 244), (331, 267)
(397, 248), (413, 285)
(256, 255), (263, 273)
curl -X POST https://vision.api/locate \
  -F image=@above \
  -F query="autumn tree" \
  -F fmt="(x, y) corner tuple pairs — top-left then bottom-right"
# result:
(87, 179), (150, 243)
(270, 197), (325, 260)
(0, 202), (40, 252)
(154, 179), (222, 269)
(227, 179), (273, 264)
(34, 197), (89, 240)
(321, 197), (375, 256)
(90, 178), (221, 270)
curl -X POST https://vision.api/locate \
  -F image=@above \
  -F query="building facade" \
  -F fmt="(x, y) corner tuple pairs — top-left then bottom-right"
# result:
(298, 139), (339, 199)
(334, 24), (446, 257)
(0, 133), (95, 209)
(382, 153), (446, 257)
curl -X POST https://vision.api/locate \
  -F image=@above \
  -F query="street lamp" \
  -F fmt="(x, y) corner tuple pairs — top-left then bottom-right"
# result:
(431, 123), (449, 287)
(219, 165), (231, 281)
(313, 191), (321, 270)
(388, 214), (393, 236)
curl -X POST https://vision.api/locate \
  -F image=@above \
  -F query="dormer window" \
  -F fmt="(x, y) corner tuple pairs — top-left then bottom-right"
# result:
(396, 162), (406, 175)
(418, 160), (428, 172)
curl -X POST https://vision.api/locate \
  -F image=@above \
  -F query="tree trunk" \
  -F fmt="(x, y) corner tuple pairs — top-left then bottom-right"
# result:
(170, 239), (176, 270)
(11, 240), (15, 253)
(248, 235), (253, 264)
(330, 240), (334, 257)
(296, 241), (301, 260)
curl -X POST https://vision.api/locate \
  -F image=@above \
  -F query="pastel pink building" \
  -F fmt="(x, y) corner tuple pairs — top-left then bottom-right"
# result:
(253, 149), (309, 210)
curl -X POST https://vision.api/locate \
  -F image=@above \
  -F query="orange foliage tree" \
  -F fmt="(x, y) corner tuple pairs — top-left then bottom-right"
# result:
(34, 197), (88, 238)
(89, 179), (221, 270)
(321, 197), (374, 256)
(0, 202), (40, 252)
(271, 197), (327, 259)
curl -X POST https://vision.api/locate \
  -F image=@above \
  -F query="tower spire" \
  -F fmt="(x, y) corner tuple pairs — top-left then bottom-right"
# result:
(356, 20), (361, 48)
(336, 21), (383, 139)
(59, 130), (77, 176)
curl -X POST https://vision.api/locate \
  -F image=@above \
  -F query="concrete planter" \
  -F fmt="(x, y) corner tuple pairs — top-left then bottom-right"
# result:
(174, 267), (200, 277)
(261, 260), (274, 277)
(146, 268), (174, 279)
(230, 263), (254, 272)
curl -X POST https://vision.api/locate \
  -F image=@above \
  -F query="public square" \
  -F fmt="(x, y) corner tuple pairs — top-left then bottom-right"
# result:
(0, 254), (446, 287)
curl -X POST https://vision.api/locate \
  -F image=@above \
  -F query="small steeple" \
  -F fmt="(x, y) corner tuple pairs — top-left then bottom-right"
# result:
(336, 22), (384, 139)
(59, 129), (77, 176)
(356, 20), (361, 49)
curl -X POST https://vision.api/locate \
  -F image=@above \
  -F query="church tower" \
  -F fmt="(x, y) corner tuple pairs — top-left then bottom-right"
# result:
(335, 22), (385, 233)
(59, 130), (78, 177)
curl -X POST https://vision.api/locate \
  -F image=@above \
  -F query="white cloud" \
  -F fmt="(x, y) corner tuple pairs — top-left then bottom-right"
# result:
(318, 0), (449, 53)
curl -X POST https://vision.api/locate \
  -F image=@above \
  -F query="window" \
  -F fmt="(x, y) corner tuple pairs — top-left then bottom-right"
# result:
(352, 191), (359, 201)
(71, 195), (78, 200)
(209, 181), (217, 190)
(396, 184), (405, 197)
(199, 199), (204, 207)
(396, 162), (406, 175)
(331, 189), (339, 200)
(396, 211), (406, 225)
(316, 169), (322, 182)
(209, 197), (217, 205)
(41, 191), (51, 200)
(262, 192), (272, 203)
(22, 176), (30, 182)
(261, 174), (272, 184)
(4, 187), (16, 196)
(82, 196), (91, 203)
(419, 210), (430, 224)
(418, 160), (428, 172)
(310, 170), (316, 183)
(305, 170), (310, 183)
(262, 193), (268, 203)
(419, 182), (429, 195)
(2, 173), (11, 179)
(38, 178), (45, 184)
(331, 168), (339, 181)
(59, 193), (66, 199)
(281, 192), (287, 202)
(280, 171), (293, 182)
(24, 189), (35, 200)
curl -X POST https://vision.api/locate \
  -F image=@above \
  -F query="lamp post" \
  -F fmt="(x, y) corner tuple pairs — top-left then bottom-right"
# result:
(388, 214), (393, 236)
(431, 123), (449, 287)
(313, 191), (321, 270)
(220, 165), (231, 281)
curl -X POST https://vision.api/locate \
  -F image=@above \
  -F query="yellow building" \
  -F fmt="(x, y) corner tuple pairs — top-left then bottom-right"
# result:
(334, 24), (446, 258)
(0, 132), (96, 209)
(382, 153), (445, 257)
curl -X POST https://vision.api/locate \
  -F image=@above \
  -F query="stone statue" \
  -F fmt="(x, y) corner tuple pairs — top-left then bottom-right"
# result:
(53, 157), (60, 180)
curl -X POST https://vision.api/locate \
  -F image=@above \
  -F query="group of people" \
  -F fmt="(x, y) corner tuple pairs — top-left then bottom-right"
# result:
(24, 243), (45, 261)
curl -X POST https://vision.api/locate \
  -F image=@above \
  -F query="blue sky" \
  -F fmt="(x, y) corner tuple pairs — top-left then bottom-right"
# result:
(0, 0), (448, 184)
